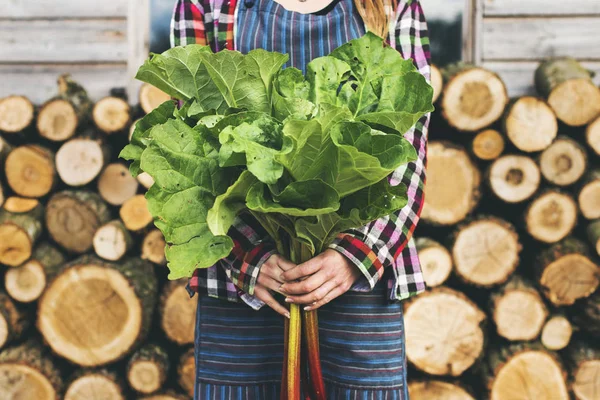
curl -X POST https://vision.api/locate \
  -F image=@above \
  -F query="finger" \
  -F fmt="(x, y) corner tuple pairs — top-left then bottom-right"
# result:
(276, 256), (296, 272)
(259, 263), (285, 285)
(280, 270), (329, 295)
(254, 286), (290, 319)
(282, 257), (322, 281)
(257, 274), (286, 294)
(304, 286), (346, 311)
(284, 279), (337, 305)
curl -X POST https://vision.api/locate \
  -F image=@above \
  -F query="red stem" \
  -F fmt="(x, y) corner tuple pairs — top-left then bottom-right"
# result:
(304, 309), (326, 400)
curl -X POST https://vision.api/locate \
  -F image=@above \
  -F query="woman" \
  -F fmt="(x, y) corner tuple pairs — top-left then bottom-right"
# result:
(171, 0), (431, 398)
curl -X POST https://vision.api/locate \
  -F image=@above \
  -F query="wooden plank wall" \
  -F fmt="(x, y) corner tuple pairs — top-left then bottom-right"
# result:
(464, 0), (600, 96)
(0, 0), (149, 104)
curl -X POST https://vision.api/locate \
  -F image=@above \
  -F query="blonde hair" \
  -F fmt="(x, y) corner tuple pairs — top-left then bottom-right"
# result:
(353, 0), (399, 39)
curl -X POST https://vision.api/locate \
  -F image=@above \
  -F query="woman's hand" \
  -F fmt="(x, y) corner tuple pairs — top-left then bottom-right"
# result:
(280, 250), (362, 311)
(254, 254), (296, 318)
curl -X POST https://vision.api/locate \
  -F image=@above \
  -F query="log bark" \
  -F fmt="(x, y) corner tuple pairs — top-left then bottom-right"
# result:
(127, 343), (170, 395)
(535, 58), (600, 127)
(4, 242), (65, 303)
(64, 369), (126, 400)
(430, 64), (443, 104)
(524, 190), (578, 244)
(0, 291), (30, 349)
(586, 116), (600, 156)
(441, 63), (509, 132)
(160, 280), (196, 345)
(93, 220), (134, 261)
(5, 145), (56, 198)
(120, 194), (154, 232)
(0, 95), (35, 134)
(471, 129), (505, 161)
(0, 340), (63, 400)
(535, 238), (599, 306)
(37, 75), (92, 142)
(573, 291), (600, 337)
(578, 170), (600, 220)
(541, 314), (573, 351)
(142, 229), (167, 266)
(451, 217), (521, 287)
(408, 380), (475, 400)
(93, 96), (131, 134)
(37, 255), (158, 367)
(414, 237), (452, 287)
(56, 134), (111, 187)
(539, 136), (587, 186)
(139, 391), (191, 400)
(484, 343), (569, 400)
(490, 276), (548, 341)
(421, 141), (481, 226)
(586, 219), (600, 256)
(404, 287), (486, 377)
(97, 163), (139, 206)
(0, 206), (43, 267)
(0, 135), (14, 166)
(503, 97), (557, 152)
(139, 83), (172, 115)
(45, 190), (111, 254)
(177, 347), (195, 398)
(487, 154), (540, 203)
(565, 341), (600, 400)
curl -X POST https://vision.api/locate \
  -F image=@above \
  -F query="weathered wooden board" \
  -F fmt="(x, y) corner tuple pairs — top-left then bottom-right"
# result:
(1, 0), (128, 18)
(0, 19), (128, 63)
(482, 17), (600, 61)
(0, 64), (129, 104)
(483, 0), (600, 16)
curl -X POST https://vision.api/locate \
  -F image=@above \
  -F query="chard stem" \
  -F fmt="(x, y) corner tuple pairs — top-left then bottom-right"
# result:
(287, 303), (302, 400)
(304, 309), (326, 400)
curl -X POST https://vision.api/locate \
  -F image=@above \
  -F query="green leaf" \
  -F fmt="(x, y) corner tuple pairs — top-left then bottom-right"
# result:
(247, 181), (339, 217)
(294, 211), (361, 255)
(306, 56), (351, 106)
(207, 171), (258, 236)
(339, 178), (408, 221)
(245, 49), (290, 99)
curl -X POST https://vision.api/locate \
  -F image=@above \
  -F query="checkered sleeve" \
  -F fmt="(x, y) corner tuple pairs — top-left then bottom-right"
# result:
(170, 0), (208, 47)
(328, 0), (431, 291)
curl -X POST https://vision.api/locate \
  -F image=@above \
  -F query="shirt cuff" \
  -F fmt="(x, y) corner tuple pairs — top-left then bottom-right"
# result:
(229, 242), (278, 296)
(328, 233), (385, 291)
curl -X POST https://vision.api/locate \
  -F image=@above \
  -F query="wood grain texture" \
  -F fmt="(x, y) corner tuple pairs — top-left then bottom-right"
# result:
(483, 0), (600, 16)
(2, 0), (128, 18)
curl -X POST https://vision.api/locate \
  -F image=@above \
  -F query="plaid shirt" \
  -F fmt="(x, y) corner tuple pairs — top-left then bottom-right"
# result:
(171, 0), (430, 308)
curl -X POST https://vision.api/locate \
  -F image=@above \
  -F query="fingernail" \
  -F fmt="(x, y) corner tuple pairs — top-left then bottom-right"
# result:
(285, 312), (291, 319)
(304, 306), (312, 311)
(279, 284), (286, 292)
(285, 297), (293, 303)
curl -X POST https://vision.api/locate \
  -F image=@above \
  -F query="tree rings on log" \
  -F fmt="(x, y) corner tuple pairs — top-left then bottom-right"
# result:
(504, 97), (557, 152)
(586, 116), (600, 156)
(525, 190), (577, 243)
(0, 207), (43, 267)
(487, 155), (540, 203)
(177, 347), (195, 397)
(37, 99), (78, 142)
(452, 217), (520, 287)
(408, 380), (474, 400)
(421, 142), (480, 225)
(93, 97), (131, 134)
(3, 197), (40, 214)
(93, 220), (133, 261)
(0, 95), (35, 134)
(127, 344), (169, 395)
(56, 136), (109, 187)
(415, 238), (452, 287)
(0, 292), (30, 350)
(430, 65), (443, 104)
(37, 256), (157, 366)
(405, 288), (486, 376)
(139, 84), (172, 115)
(541, 315), (572, 351)
(160, 280), (196, 345)
(540, 136), (587, 187)
(97, 163), (139, 206)
(142, 229), (167, 266)
(472, 129), (505, 161)
(5, 145), (56, 198)
(565, 342), (600, 400)
(579, 171), (600, 220)
(64, 369), (125, 400)
(120, 194), (153, 231)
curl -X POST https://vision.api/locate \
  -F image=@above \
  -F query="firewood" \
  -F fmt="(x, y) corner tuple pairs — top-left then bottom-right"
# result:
(64, 369), (126, 400)
(37, 256), (158, 367)
(587, 219), (600, 256)
(3, 196), (40, 214)
(37, 75), (92, 142)
(484, 344), (569, 400)
(97, 163), (139, 206)
(0, 135), (14, 165)
(541, 314), (573, 351)
(56, 134), (110, 187)
(139, 391), (191, 400)
(138, 172), (155, 189)
(177, 347), (195, 397)
(430, 64), (443, 104)
(0, 291), (30, 350)
(160, 280), (196, 345)
(421, 141), (481, 226)
(127, 344), (170, 395)
(0, 184), (4, 209)
(5, 144), (56, 198)
(408, 380), (475, 400)
(93, 96), (131, 134)
(4, 242), (65, 303)
(536, 58), (600, 127)
(142, 229), (167, 266)
(139, 83), (172, 115)
(45, 190), (111, 254)
(535, 238), (599, 306)
(578, 170), (600, 220)
(0, 95), (35, 134)
(0, 206), (43, 267)
(120, 194), (153, 231)
(540, 136), (587, 186)
(451, 217), (521, 287)
(487, 154), (541, 203)
(414, 237), (452, 287)
(0, 340), (64, 400)
(586, 116), (600, 156)
(565, 341), (600, 400)
(524, 190), (578, 244)
(441, 63), (509, 132)
(503, 97), (557, 152)
(93, 220), (134, 261)
(471, 129), (505, 161)
(490, 276), (547, 341)
(404, 287), (486, 377)
(573, 292), (600, 337)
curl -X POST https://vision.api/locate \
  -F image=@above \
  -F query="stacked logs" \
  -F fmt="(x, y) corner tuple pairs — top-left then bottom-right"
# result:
(408, 59), (600, 399)
(0, 77), (195, 399)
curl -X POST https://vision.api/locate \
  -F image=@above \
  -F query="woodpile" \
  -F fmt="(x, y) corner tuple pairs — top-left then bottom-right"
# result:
(0, 75), (192, 399)
(410, 59), (600, 399)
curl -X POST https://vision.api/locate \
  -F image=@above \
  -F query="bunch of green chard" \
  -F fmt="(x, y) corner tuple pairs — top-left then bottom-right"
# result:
(120, 32), (433, 400)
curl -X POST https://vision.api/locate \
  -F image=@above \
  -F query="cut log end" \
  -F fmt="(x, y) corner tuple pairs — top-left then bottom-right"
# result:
(65, 372), (125, 400)
(139, 84), (172, 115)
(430, 65), (443, 104)
(525, 191), (577, 243)
(160, 281), (195, 345)
(4, 260), (46, 303)
(548, 79), (600, 127)
(422, 142), (481, 226)
(415, 238), (452, 287)
(0, 364), (57, 400)
(120, 195), (153, 231)
(472, 129), (505, 161)
(93, 97), (131, 134)
(3, 197), (40, 214)
(0, 95), (35, 134)
(5, 145), (55, 198)
(405, 288), (485, 376)
(579, 179), (600, 220)
(142, 229), (167, 266)
(0, 223), (33, 267)
(138, 172), (155, 189)
(139, 392), (190, 400)
(493, 290), (547, 341)
(178, 348), (195, 397)
(586, 116), (600, 156)
(505, 97), (557, 152)
(56, 138), (107, 187)
(488, 155), (540, 203)
(37, 99), (78, 141)
(93, 221), (133, 261)
(572, 360), (600, 400)
(408, 381), (474, 400)
(541, 316), (572, 351)
(97, 163), (139, 206)
(128, 361), (163, 394)
(540, 137), (587, 187)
